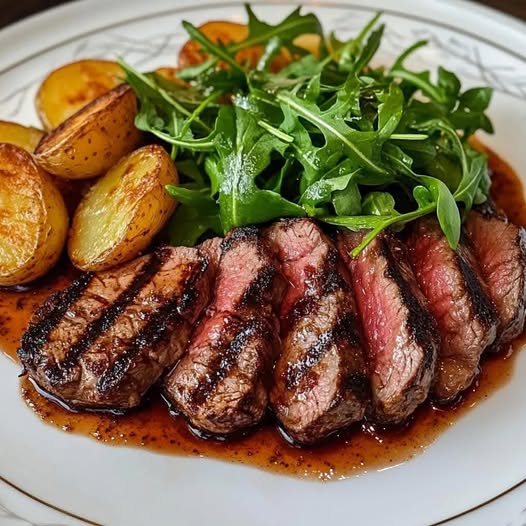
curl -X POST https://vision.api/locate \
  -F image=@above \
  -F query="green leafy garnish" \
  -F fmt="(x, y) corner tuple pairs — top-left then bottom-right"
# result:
(120, 4), (494, 251)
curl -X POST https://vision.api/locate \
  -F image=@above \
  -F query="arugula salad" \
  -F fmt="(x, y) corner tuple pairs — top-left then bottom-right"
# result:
(120, 5), (493, 255)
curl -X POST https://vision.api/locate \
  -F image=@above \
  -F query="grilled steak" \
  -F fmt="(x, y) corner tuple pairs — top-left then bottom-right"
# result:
(266, 219), (369, 444)
(18, 245), (213, 410)
(337, 230), (438, 424)
(465, 202), (526, 348)
(405, 217), (498, 402)
(164, 227), (284, 436)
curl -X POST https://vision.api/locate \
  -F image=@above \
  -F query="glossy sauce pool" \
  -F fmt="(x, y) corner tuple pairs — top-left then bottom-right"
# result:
(0, 146), (524, 480)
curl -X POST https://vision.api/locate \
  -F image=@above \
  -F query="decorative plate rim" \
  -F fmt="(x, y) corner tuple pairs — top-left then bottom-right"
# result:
(1, 1), (526, 525)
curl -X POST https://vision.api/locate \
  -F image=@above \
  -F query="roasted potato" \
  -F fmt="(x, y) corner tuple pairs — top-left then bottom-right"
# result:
(155, 67), (187, 86)
(0, 121), (44, 153)
(178, 21), (249, 69)
(0, 144), (68, 286)
(178, 21), (320, 72)
(68, 144), (178, 271)
(35, 84), (142, 180)
(36, 59), (124, 130)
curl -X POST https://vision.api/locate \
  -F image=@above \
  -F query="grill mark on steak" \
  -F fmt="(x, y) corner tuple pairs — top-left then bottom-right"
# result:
(381, 237), (437, 370)
(239, 266), (277, 307)
(18, 272), (94, 366)
(284, 314), (360, 390)
(187, 317), (267, 408)
(43, 252), (165, 386)
(97, 258), (209, 392)
(456, 252), (498, 328)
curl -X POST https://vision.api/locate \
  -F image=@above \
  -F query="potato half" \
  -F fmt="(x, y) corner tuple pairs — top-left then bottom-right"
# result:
(0, 144), (68, 286)
(36, 59), (124, 130)
(35, 84), (142, 180)
(0, 121), (44, 153)
(68, 144), (178, 271)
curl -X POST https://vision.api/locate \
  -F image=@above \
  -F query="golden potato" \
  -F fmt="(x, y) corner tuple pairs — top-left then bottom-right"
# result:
(36, 59), (124, 130)
(178, 21), (249, 69)
(294, 34), (321, 57)
(68, 144), (178, 271)
(154, 67), (187, 86)
(178, 21), (319, 72)
(0, 144), (68, 286)
(34, 84), (142, 180)
(0, 121), (44, 153)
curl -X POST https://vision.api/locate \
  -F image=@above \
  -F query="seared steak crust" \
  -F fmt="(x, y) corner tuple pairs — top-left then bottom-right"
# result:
(18, 245), (213, 410)
(337, 230), (438, 424)
(405, 217), (497, 402)
(465, 202), (526, 347)
(267, 219), (369, 444)
(164, 226), (284, 436)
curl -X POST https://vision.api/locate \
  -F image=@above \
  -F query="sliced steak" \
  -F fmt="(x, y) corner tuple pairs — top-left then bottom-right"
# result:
(465, 202), (526, 348)
(164, 227), (284, 436)
(266, 219), (369, 444)
(337, 230), (438, 424)
(405, 217), (498, 402)
(18, 245), (213, 410)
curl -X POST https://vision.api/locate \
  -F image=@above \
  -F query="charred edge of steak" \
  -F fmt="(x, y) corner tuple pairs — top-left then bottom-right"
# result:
(27, 375), (129, 416)
(186, 317), (271, 409)
(96, 258), (209, 392)
(43, 252), (166, 386)
(475, 199), (507, 222)
(455, 252), (498, 328)
(284, 314), (361, 390)
(220, 225), (260, 252)
(17, 272), (94, 367)
(380, 236), (436, 368)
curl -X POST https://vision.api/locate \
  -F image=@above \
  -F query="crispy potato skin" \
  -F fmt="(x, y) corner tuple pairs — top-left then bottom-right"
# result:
(36, 59), (124, 130)
(68, 144), (179, 271)
(177, 21), (320, 71)
(0, 144), (68, 286)
(34, 84), (142, 180)
(0, 121), (44, 153)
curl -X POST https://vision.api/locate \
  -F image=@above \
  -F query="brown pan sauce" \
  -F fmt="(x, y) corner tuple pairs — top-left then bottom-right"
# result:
(0, 144), (524, 480)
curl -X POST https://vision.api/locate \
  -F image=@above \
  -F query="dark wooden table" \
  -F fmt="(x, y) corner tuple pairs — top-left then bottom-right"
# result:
(0, 0), (525, 29)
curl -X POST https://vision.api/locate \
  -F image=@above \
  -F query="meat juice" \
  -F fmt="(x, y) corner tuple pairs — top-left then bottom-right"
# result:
(0, 146), (523, 480)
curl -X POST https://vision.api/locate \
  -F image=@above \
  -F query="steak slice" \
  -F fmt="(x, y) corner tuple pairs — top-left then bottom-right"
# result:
(337, 230), (438, 424)
(164, 226), (284, 436)
(266, 219), (369, 444)
(18, 245), (213, 410)
(405, 217), (498, 402)
(465, 202), (526, 348)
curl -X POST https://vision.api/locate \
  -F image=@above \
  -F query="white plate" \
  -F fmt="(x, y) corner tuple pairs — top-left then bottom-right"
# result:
(0, 1), (526, 525)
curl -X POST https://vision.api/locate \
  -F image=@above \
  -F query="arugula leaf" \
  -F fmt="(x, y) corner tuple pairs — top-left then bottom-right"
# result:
(277, 83), (384, 177)
(234, 5), (322, 54)
(301, 170), (359, 208)
(165, 186), (222, 246)
(122, 7), (495, 254)
(206, 105), (305, 232)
